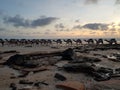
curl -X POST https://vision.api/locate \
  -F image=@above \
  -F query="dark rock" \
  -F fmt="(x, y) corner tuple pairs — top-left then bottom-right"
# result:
(4, 54), (25, 66)
(102, 55), (107, 58)
(3, 50), (19, 54)
(18, 72), (29, 78)
(24, 45), (32, 47)
(34, 81), (49, 87)
(93, 72), (111, 81)
(71, 56), (101, 63)
(111, 74), (120, 77)
(10, 83), (17, 90)
(61, 48), (77, 60)
(97, 67), (113, 74)
(0, 56), (2, 60)
(54, 73), (67, 81)
(23, 60), (39, 68)
(82, 56), (101, 62)
(115, 68), (120, 74)
(5, 54), (38, 68)
(19, 80), (33, 85)
(63, 63), (96, 74)
(40, 82), (49, 86)
(10, 76), (16, 79)
(10, 83), (16, 88)
(63, 63), (114, 81)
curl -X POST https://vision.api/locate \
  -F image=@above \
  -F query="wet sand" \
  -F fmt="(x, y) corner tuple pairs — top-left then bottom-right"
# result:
(0, 45), (120, 90)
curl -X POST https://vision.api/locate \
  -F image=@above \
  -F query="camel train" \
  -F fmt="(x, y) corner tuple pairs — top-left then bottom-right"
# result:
(0, 38), (118, 47)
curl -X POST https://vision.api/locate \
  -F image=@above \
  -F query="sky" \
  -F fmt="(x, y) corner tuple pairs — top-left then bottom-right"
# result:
(0, 0), (120, 39)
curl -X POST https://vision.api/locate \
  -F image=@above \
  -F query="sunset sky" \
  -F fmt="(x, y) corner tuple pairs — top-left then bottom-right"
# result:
(0, 0), (120, 39)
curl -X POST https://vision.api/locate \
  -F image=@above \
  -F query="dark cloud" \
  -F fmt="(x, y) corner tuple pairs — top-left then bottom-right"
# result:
(115, 0), (120, 5)
(82, 23), (108, 30)
(72, 23), (110, 30)
(0, 28), (6, 31)
(3, 15), (58, 28)
(110, 28), (116, 31)
(73, 25), (81, 29)
(3, 15), (30, 27)
(55, 23), (66, 31)
(56, 27), (70, 32)
(55, 23), (65, 29)
(31, 17), (58, 28)
(85, 0), (98, 5)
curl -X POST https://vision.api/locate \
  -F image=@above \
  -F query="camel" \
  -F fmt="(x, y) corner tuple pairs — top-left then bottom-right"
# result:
(30, 39), (38, 46)
(40, 39), (48, 45)
(7, 39), (19, 46)
(19, 39), (27, 46)
(46, 39), (52, 45)
(4, 39), (10, 46)
(0, 39), (4, 46)
(63, 39), (72, 46)
(95, 39), (103, 45)
(53, 39), (62, 45)
(0, 39), (53, 46)
(73, 39), (82, 45)
(104, 38), (117, 45)
(84, 39), (94, 44)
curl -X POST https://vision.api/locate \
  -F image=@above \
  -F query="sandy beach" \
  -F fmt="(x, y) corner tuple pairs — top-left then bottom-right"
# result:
(0, 44), (120, 90)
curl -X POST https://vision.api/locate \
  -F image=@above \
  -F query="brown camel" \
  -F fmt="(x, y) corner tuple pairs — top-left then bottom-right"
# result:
(84, 39), (94, 44)
(63, 39), (72, 46)
(0, 39), (4, 46)
(46, 39), (52, 45)
(73, 39), (82, 45)
(53, 39), (62, 45)
(95, 39), (103, 45)
(104, 38), (117, 45)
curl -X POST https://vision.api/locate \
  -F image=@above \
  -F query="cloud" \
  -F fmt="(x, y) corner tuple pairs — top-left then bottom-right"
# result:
(31, 16), (58, 28)
(73, 25), (81, 29)
(75, 20), (80, 23)
(3, 15), (58, 28)
(89, 31), (96, 34)
(55, 23), (65, 29)
(115, 0), (120, 5)
(85, 0), (98, 5)
(3, 15), (30, 27)
(82, 23), (108, 30)
(55, 23), (67, 31)
(73, 23), (109, 30)
(110, 28), (116, 31)
(0, 28), (6, 31)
